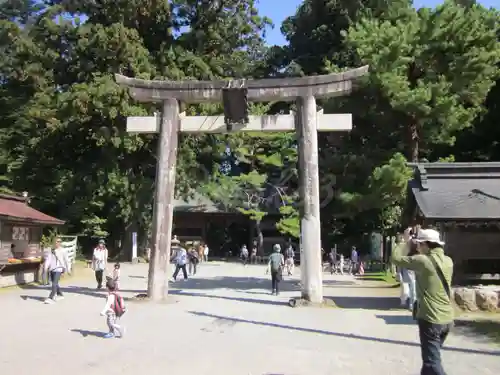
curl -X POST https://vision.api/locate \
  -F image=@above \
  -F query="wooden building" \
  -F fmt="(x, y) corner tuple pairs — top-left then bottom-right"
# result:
(406, 162), (500, 283)
(0, 194), (65, 287)
(173, 192), (291, 256)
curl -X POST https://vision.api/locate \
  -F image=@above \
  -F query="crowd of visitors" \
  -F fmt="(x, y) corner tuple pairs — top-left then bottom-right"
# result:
(37, 227), (454, 374)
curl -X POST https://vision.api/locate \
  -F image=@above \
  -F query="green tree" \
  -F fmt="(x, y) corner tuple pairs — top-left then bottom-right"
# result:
(444, 75), (500, 162)
(276, 197), (300, 239)
(280, 0), (412, 74)
(203, 129), (297, 253)
(344, 1), (500, 161)
(282, 0), (499, 244)
(0, 0), (275, 255)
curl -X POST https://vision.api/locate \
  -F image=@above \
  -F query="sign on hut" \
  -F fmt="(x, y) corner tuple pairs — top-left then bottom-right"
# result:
(0, 194), (64, 287)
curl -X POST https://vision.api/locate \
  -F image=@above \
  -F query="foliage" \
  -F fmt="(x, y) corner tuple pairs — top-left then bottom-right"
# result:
(40, 230), (59, 249)
(343, 1), (500, 161)
(281, 0), (500, 243)
(0, 0), (499, 253)
(0, 0), (271, 247)
(202, 130), (298, 248)
(276, 196), (300, 238)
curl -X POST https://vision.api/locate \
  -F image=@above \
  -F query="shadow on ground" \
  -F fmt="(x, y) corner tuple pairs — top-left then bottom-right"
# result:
(376, 314), (416, 325)
(20, 295), (45, 302)
(329, 296), (401, 310)
(18, 284), (143, 302)
(454, 319), (500, 345)
(189, 311), (500, 357)
(171, 275), (358, 293)
(71, 329), (104, 338)
(170, 290), (288, 306)
(171, 276), (301, 292)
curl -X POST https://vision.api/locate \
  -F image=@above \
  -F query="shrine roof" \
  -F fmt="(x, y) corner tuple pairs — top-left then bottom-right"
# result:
(409, 162), (500, 220)
(0, 194), (65, 225)
(173, 192), (222, 213)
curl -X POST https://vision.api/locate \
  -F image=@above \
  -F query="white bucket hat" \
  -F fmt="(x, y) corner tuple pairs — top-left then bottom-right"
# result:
(415, 229), (444, 246)
(171, 235), (180, 245)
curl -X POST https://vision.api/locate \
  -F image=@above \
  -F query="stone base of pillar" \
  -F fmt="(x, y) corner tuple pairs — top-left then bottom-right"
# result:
(288, 297), (336, 308)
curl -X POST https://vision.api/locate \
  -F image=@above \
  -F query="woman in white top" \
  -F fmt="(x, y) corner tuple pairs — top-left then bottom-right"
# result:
(92, 239), (108, 289)
(203, 245), (209, 262)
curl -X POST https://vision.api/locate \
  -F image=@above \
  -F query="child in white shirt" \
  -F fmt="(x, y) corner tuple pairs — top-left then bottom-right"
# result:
(112, 263), (121, 290)
(100, 279), (125, 338)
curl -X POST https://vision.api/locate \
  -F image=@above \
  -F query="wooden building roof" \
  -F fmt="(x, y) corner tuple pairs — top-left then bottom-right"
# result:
(0, 194), (65, 225)
(173, 192), (222, 213)
(408, 162), (500, 220)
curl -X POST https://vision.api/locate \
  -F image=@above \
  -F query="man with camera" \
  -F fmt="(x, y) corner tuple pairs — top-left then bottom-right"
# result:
(392, 227), (453, 375)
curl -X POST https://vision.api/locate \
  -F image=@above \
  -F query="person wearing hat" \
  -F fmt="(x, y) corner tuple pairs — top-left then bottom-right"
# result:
(392, 228), (453, 375)
(171, 236), (188, 281)
(266, 244), (285, 295)
(92, 239), (108, 289)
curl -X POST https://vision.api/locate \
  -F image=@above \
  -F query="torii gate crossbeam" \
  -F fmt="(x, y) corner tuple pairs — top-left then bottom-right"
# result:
(115, 66), (369, 303)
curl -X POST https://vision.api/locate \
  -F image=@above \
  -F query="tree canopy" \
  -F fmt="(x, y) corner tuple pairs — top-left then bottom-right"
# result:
(0, 0), (498, 254)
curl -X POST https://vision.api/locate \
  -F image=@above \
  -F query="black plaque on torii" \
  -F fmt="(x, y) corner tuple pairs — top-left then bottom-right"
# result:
(222, 87), (249, 131)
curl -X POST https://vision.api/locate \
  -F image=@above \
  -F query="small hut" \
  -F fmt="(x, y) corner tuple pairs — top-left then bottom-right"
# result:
(405, 162), (500, 283)
(0, 194), (64, 287)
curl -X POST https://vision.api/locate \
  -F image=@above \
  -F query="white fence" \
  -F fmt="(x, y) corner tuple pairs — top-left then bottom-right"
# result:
(60, 235), (78, 267)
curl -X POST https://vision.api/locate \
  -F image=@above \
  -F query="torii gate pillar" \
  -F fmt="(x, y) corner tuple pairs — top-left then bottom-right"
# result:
(115, 66), (368, 302)
(296, 95), (322, 302)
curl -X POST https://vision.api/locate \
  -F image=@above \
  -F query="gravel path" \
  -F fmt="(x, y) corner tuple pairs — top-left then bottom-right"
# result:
(0, 262), (498, 375)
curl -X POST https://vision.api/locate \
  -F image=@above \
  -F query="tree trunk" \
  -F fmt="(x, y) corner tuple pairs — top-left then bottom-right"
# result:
(255, 220), (264, 256)
(382, 235), (388, 271)
(409, 123), (419, 162)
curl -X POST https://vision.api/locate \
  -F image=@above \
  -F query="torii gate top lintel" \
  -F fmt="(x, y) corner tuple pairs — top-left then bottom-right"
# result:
(114, 65), (368, 103)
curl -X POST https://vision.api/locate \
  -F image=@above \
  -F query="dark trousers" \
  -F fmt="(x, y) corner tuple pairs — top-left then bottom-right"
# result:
(418, 319), (451, 375)
(188, 260), (198, 275)
(173, 264), (188, 280)
(271, 270), (281, 294)
(95, 269), (104, 288)
(48, 271), (63, 299)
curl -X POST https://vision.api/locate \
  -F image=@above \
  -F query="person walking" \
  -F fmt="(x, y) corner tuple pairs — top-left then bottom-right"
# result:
(240, 244), (249, 266)
(284, 245), (295, 276)
(350, 246), (359, 275)
(43, 237), (71, 304)
(188, 246), (199, 275)
(266, 244), (284, 295)
(203, 244), (209, 263)
(395, 233), (418, 309)
(329, 247), (337, 275)
(100, 279), (126, 338)
(92, 239), (108, 289)
(172, 246), (188, 281)
(250, 244), (257, 264)
(197, 242), (204, 263)
(112, 263), (121, 290)
(392, 228), (453, 375)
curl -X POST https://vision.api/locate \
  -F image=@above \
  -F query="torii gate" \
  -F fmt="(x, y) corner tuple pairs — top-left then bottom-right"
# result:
(115, 66), (368, 302)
